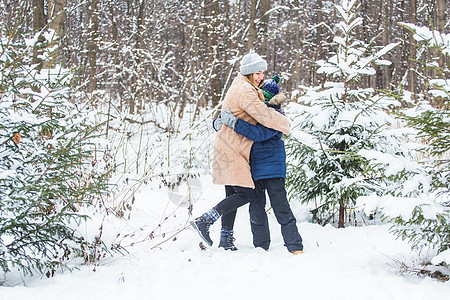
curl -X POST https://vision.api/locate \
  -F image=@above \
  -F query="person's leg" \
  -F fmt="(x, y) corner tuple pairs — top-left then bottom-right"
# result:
(249, 180), (270, 250)
(192, 185), (257, 246)
(265, 178), (303, 252)
(221, 185), (237, 231)
(214, 185), (258, 216)
(219, 186), (238, 250)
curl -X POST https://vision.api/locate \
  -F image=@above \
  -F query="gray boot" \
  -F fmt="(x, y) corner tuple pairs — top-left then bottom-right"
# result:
(218, 229), (238, 251)
(191, 208), (220, 246)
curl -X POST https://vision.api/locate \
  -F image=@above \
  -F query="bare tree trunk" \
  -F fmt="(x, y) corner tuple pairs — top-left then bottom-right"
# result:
(382, 0), (392, 89)
(293, 0), (303, 87)
(436, 0), (446, 32)
(132, 0), (146, 113)
(408, 0), (417, 101)
(247, 0), (257, 51)
(48, 0), (67, 36)
(87, 0), (99, 94)
(435, 0), (446, 79)
(42, 0), (67, 69)
(313, 0), (324, 86)
(256, 0), (270, 56)
(3, 0), (22, 29)
(32, 0), (46, 72)
(207, 0), (222, 108)
(338, 201), (345, 228)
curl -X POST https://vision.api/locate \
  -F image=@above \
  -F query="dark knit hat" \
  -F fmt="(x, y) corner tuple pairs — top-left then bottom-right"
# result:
(240, 52), (268, 75)
(261, 75), (280, 101)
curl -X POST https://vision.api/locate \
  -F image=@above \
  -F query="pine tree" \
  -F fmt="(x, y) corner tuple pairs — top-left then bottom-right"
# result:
(285, 0), (400, 227)
(0, 25), (113, 275)
(390, 23), (450, 254)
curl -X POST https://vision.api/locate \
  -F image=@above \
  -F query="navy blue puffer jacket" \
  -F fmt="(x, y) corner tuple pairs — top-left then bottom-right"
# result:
(234, 119), (286, 181)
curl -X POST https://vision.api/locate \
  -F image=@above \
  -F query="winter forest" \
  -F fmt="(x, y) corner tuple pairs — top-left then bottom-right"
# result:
(1, 0), (450, 298)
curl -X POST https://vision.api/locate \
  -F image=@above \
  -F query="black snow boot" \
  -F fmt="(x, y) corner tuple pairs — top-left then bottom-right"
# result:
(218, 229), (238, 251)
(191, 213), (214, 246)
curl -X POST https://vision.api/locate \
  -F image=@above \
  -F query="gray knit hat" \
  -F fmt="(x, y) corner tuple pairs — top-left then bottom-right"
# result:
(239, 52), (267, 75)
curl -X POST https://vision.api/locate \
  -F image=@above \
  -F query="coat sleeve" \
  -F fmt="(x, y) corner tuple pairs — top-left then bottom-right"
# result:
(238, 89), (290, 134)
(234, 119), (282, 142)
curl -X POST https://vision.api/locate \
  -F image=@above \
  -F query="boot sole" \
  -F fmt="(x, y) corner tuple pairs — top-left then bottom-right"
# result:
(219, 246), (238, 251)
(190, 221), (213, 246)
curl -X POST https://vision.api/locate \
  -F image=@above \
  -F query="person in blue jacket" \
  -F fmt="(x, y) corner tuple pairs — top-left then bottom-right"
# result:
(214, 76), (303, 254)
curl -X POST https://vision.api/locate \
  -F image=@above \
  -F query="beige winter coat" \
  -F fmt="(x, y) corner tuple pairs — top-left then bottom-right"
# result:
(212, 73), (290, 188)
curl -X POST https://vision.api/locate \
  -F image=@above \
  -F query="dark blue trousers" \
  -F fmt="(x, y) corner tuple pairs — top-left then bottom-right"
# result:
(215, 185), (257, 223)
(220, 179), (303, 252)
(220, 186), (238, 230)
(250, 178), (303, 252)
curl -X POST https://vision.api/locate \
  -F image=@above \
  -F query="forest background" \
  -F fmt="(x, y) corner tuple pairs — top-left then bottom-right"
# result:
(3, 0), (448, 113)
(1, 0), (449, 282)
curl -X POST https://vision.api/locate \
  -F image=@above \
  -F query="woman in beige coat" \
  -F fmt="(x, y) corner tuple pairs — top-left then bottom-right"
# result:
(191, 53), (290, 248)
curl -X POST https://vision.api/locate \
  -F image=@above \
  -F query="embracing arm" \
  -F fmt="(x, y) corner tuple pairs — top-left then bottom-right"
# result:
(239, 89), (290, 134)
(234, 118), (281, 142)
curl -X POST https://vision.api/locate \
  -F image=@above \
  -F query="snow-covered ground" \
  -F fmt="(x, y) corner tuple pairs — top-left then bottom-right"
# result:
(1, 175), (449, 299)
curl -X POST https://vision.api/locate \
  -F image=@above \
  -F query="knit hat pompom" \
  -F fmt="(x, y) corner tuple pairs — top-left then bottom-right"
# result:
(261, 75), (280, 101)
(240, 52), (267, 75)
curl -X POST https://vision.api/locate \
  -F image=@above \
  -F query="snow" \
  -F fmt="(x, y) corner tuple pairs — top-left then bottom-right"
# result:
(310, 109), (332, 129)
(358, 194), (444, 220)
(430, 89), (448, 98)
(358, 149), (421, 176)
(1, 177), (450, 299)
(400, 23), (450, 56)
(432, 250), (450, 265)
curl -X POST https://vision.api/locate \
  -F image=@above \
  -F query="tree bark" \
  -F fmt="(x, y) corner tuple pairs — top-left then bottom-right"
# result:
(32, 0), (46, 72)
(435, 0), (446, 83)
(87, 0), (100, 94)
(3, 0), (21, 29)
(247, 0), (257, 51)
(48, 0), (67, 37)
(436, 0), (446, 33)
(207, 0), (222, 108)
(132, 0), (146, 113)
(338, 201), (345, 228)
(382, 0), (392, 89)
(408, 0), (417, 101)
(42, 0), (67, 69)
(256, 0), (270, 57)
(313, 0), (324, 86)
(293, 0), (304, 87)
